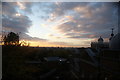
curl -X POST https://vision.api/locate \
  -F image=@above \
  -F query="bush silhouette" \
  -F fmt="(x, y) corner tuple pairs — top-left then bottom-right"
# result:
(3, 32), (20, 46)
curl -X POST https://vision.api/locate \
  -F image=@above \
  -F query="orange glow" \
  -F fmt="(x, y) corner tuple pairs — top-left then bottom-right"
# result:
(19, 40), (90, 48)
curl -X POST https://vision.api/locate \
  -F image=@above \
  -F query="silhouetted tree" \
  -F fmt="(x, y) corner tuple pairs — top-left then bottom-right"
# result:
(20, 40), (30, 46)
(3, 32), (20, 46)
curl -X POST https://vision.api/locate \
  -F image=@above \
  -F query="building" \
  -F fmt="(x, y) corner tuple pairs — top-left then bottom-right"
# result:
(91, 36), (109, 50)
(83, 2), (120, 80)
(109, 2), (120, 50)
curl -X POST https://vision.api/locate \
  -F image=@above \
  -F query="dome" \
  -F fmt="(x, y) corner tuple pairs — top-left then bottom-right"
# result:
(109, 33), (120, 49)
(111, 33), (114, 37)
(98, 36), (104, 42)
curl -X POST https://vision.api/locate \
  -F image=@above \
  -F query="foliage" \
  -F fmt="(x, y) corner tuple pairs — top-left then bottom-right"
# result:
(3, 32), (20, 46)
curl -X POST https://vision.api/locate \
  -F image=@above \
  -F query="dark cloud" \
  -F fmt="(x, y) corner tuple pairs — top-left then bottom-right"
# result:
(50, 2), (89, 16)
(2, 15), (32, 33)
(2, 2), (32, 33)
(2, 2), (17, 16)
(54, 2), (118, 39)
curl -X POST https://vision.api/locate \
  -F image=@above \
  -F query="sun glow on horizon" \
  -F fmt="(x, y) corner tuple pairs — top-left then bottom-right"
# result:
(2, 2), (117, 47)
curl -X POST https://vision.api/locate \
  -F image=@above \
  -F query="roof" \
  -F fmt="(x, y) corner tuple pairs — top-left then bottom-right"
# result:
(98, 36), (104, 42)
(109, 33), (120, 49)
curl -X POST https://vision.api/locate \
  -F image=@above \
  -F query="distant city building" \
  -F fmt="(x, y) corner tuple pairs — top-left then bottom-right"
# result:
(91, 36), (109, 49)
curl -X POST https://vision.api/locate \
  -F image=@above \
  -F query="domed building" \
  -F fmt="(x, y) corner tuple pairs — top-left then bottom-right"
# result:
(109, 2), (120, 50)
(98, 36), (104, 43)
(90, 2), (120, 80)
(91, 2), (120, 50)
(91, 36), (109, 50)
(109, 31), (120, 50)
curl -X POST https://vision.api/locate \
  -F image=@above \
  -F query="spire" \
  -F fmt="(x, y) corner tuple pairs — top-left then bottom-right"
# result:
(111, 28), (114, 37)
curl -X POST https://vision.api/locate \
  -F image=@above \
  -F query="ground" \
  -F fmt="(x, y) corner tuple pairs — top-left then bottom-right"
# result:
(2, 45), (120, 80)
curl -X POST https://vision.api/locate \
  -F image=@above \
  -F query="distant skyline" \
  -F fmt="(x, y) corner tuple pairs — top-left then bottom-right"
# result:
(2, 2), (119, 47)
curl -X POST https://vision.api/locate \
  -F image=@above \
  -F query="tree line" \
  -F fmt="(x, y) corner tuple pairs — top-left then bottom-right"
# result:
(2, 32), (29, 46)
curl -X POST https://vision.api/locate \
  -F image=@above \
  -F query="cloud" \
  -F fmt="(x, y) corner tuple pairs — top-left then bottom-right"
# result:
(2, 2), (119, 47)
(51, 2), (89, 16)
(2, 2), (47, 43)
(52, 2), (118, 39)
(2, 2), (17, 16)
(2, 2), (32, 33)
(20, 33), (47, 41)
(2, 15), (32, 33)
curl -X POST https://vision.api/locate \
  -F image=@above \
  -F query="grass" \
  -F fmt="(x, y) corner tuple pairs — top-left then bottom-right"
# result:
(2, 45), (71, 80)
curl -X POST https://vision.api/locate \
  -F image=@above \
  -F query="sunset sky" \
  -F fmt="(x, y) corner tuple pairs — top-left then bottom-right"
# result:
(2, 2), (118, 47)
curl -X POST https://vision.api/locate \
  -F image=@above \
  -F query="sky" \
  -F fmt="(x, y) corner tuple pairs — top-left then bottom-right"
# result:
(2, 2), (119, 47)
